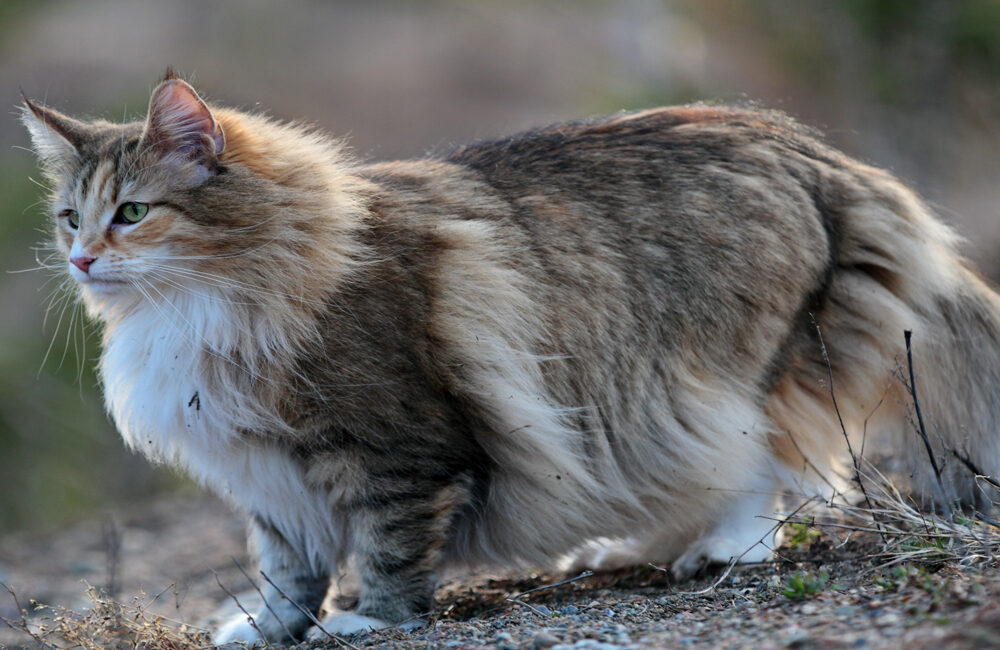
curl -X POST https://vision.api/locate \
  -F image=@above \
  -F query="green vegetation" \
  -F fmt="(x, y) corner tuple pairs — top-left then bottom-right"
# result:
(785, 517), (821, 548)
(782, 570), (829, 601)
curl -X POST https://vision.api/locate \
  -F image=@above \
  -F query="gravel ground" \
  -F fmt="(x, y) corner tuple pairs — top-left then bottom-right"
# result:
(2, 495), (1000, 649)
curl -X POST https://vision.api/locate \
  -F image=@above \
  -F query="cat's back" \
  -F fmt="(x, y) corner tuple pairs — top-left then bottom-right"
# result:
(346, 106), (842, 428)
(444, 105), (843, 195)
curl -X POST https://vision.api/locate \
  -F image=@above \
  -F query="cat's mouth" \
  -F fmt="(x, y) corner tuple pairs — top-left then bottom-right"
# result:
(75, 274), (132, 294)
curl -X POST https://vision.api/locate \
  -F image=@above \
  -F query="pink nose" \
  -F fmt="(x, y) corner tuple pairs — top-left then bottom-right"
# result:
(70, 255), (97, 273)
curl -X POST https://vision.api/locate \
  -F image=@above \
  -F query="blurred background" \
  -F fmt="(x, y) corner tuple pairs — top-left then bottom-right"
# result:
(1, 0), (999, 536)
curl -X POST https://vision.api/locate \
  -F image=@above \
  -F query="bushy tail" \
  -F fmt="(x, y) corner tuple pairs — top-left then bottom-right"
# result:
(767, 160), (1000, 512)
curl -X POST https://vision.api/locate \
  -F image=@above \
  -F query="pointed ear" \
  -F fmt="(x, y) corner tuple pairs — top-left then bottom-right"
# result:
(20, 96), (86, 171)
(142, 78), (225, 184)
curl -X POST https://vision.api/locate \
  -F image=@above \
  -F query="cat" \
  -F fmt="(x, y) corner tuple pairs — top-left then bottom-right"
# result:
(22, 71), (1000, 644)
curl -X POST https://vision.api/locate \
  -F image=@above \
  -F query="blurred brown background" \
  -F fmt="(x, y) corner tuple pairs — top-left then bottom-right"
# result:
(0, 0), (998, 537)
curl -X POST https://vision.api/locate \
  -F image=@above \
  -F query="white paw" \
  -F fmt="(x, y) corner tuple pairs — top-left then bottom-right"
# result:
(562, 538), (644, 572)
(670, 535), (772, 581)
(212, 614), (265, 646)
(307, 612), (390, 639)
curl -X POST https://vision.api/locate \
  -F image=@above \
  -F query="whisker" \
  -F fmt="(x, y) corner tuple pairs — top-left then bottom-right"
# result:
(74, 301), (87, 390)
(20, 197), (49, 215)
(142, 269), (252, 306)
(134, 277), (268, 384)
(25, 176), (51, 191)
(37, 271), (70, 295)
(145, 263), (324, 309)
(145, 273), (262, 343)
(56, 294), (79, 374)
(143, 262), (364, 329)
(37, 287), (75, 377)
(42, 281), (74, 326)
(142, 235), (286, 261)
(7, 263), (62, 274)
(225, 212), (282, 234)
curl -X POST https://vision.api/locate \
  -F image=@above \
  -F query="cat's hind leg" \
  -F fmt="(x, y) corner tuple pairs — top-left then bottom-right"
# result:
(669, 479), (784, 580)
(213, 515), (329, 644)
(565, 477), (784, 580)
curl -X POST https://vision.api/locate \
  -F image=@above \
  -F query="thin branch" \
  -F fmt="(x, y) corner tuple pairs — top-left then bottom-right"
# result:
(952, 449), (1000, 491)
(257, 570), (361, 650)
(667, 557), (739, 596)
(0, 582), (58, 650)
(783, 429), (841, 496)
(102, 514), (121, 601)
(504, 571), (594, 618)
(212, 569), (273, 649)
(665, 498), (816, 596)
(504, 597), (551, 617)
(812, 314), (887, 542)
(904, 330), (948, 509)
(507, 571), (594, 600)
(230, 557), (295, 642)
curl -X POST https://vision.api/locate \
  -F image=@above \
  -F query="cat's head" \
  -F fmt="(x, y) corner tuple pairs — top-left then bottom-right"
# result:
(21, 71), (364, 319)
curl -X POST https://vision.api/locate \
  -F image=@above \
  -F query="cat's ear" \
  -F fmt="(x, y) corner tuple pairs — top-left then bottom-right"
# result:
(20, 95), (86, 171)
(142, 78), (226, 185)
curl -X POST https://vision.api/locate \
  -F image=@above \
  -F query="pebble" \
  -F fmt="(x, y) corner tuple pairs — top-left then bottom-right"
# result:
(560, 605), (579, 615)
(552, 641), (622, 650)
(494, 631), (516, 650)
(532, 630), (560, 648)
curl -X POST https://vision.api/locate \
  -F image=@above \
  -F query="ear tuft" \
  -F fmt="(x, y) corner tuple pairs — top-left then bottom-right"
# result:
(161, 66), (180, 83)
(143, 78), (225, 183)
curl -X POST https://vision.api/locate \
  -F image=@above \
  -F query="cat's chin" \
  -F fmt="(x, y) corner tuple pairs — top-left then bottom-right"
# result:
(77, 278), (132, 295)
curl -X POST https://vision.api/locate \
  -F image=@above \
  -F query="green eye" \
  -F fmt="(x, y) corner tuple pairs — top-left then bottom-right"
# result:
(119, 202), (149, 224)
(62, 209), (80, 229)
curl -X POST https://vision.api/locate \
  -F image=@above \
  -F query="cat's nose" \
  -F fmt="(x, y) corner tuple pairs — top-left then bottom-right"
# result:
(70, 255), (97, 273)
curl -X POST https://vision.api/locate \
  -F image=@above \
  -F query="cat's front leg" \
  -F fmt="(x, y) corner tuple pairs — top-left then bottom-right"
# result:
(214, 514), (329, 644)
(309, 482), (468, 637)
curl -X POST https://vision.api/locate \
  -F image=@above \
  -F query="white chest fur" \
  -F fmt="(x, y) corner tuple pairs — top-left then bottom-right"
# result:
(99, 297), (345, 573)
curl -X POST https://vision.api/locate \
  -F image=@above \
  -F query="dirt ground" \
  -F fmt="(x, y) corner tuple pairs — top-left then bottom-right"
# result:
(2, 494), (1000, 649)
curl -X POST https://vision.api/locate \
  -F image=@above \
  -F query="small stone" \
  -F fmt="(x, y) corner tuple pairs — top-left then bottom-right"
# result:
(532, 630), (560, 649)
(560, 605), (579, 615)
(534, 604), (552, 616)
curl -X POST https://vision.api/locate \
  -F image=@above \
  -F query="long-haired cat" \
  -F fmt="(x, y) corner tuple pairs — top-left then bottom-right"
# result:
(22, 72), (1000, 643)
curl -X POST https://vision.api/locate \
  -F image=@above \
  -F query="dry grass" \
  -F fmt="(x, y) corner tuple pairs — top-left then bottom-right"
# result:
(1, 583), (212, 650)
